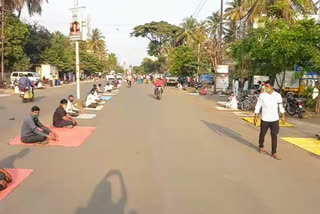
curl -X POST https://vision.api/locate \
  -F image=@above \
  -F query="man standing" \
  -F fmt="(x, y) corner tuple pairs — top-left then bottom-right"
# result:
(53, 99), (77, 128)
(243, 78), (249, 93)
(254, 81), (285, 160)
(21, 106), (57, 144)
(234, 79), (239, 97)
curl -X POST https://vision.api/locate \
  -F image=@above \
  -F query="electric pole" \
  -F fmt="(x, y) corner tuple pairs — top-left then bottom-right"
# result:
(74, 0), (80, 99)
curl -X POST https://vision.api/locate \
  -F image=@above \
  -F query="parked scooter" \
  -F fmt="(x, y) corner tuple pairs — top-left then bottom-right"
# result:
(285, 97), (304, 118)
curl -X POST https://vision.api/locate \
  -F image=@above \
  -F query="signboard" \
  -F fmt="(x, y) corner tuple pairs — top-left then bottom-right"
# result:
(217, 65), (229, 74)
(253, 75), (269, 85)
(70, 7), (88, 41)
(216, 74), (229, 92)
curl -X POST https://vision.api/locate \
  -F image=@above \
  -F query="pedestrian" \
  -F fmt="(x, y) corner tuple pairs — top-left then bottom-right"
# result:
(234, 79), (239, 97)
(254, 80), (285, 160)
(243, 78), (249, 93)
(257, 81), (262, 93)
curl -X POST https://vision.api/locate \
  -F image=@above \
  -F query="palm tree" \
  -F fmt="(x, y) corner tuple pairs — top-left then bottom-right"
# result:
(242, 0), (317, 23)
(224, 0), (246, 41)
(87, 28), (106, 55)
(17, 0), (48, 18)
(177, 17), (199, 47)
(206, 11), (224, 39)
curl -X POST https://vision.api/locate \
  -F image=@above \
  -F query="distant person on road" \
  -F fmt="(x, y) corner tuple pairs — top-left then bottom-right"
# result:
(85, 89), (100, 108)
(243, 78), (249, 93)
(53, 99), (77, 128)
(0, 168), (12, 191)
(225, 93), (238, 110)
(97, 84), (104, 93)
(21, 106), (57, 144)
(233, 79), (239, 97)
(66, 95), (80, 117)
(254, 80), (285, 160)
(257, 81), (262, 93)
(199, 86), (208, 95)
(154, 77), (165, 94)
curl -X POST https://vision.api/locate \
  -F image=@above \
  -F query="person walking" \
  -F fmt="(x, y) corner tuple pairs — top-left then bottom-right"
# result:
(254, 80), (285, 160)
(233, 79), (239, 97)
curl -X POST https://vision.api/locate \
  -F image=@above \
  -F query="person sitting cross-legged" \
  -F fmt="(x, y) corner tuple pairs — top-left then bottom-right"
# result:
(104, 82), (113, 92)
(66, 95), (80, 117)
(0, 169), (12, 191)
(97, 84), (104, 93)
(21, 106), (57, 144)
(53, 99), (77, 128)
(85, 89), (100, 108)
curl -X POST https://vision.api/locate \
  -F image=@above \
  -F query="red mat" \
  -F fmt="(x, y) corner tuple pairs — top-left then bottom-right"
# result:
(9, 126), (96, 147)
(0, 169), (33, 202)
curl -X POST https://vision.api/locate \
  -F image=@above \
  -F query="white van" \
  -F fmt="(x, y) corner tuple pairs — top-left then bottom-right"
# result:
(11, 71), (41, 84)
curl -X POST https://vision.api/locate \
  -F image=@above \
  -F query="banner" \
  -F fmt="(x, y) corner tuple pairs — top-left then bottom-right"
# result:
(70, 6), (88, 41)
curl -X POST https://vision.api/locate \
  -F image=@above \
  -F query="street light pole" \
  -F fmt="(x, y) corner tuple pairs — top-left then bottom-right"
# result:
(74, 0), (80, 99)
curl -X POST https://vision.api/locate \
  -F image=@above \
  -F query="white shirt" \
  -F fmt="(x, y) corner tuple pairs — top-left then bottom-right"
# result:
(243, 81), (249, 91)
(66, 100), (79, 113)
(254, 91), (285, 122)
(234, 80), (239, 89)
(86, 94), (97, 107)
(226, 96), (238, 110)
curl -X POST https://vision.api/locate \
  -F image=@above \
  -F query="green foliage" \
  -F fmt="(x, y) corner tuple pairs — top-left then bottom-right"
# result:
(25, 23), (53, 64)
(168, 46), (198, 76)
(301, 87), (317, 109)
(41, 32), (74, 72)
(3, 15), (31, 71)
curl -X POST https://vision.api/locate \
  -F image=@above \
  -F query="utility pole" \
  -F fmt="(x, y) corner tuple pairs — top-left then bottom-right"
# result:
(197, 43), (200, 82)
(219, 0), (223, 44)
(1, 0), (5, 81)
(74, 0), (80, 99)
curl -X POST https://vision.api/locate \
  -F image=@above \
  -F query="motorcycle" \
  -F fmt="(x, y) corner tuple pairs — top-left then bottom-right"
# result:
(285, 97), (304, 118)
(237, 91), (258, 111)
(19, 88), (34, 103)
(154, 86), (163, 100)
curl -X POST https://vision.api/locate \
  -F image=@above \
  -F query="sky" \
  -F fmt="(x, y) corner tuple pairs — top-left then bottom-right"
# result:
(21, 0), (222, 66)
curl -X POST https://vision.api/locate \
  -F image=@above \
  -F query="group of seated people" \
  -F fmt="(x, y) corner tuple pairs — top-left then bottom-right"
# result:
(21, 98), (78, 145)
(84, 83), (117, 109)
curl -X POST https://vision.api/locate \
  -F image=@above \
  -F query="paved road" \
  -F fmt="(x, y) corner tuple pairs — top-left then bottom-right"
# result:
(0, 82), (319, 214)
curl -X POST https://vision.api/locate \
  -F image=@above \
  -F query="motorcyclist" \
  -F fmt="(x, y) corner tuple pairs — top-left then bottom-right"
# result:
(154, 77), (165, 94)
(18, 75), (34, 98)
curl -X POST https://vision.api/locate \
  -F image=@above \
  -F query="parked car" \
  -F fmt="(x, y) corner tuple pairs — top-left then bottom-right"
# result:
(11, 71), (41, 85)
(165, 73), (179, 86)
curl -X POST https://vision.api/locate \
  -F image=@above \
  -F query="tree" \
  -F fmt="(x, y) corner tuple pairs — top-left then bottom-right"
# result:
(41, 32), (74, 72)
(177, 17), (199, 47)
(25, 23), (52, 64)
(3, 15), (30, 71)
(168, 46), (198, 77)
(224, 0), (246, 41)
(107, 53), (117, 72)
(131, 21), (180, 56)
(87, 28), (106, 55)
(242, 0), (317, 23)
(16, 0), (49, 18)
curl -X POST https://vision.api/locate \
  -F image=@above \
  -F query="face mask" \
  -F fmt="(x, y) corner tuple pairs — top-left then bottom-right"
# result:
(266, 89), (271, 93)
(33, 114), (39, 119)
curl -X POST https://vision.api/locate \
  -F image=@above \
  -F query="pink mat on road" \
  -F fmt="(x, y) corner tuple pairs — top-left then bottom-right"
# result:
(9, 126), (96, 147)
(0, 169), (33, 202)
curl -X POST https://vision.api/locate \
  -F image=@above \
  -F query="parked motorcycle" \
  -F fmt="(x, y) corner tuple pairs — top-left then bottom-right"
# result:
(285, 97), (304, 118)
(237, 91), (259, 111)
(154, 86), (163, 100)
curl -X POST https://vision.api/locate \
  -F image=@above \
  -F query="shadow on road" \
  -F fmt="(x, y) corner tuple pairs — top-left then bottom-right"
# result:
(148, 94), (155, 99)
(201, 120), (258, 151)
(0, 148), (31, 168)
(33, 96), (46, 102)
(75, 169), (138, 214)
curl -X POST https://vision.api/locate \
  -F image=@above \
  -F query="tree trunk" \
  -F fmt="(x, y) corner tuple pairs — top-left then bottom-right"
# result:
(1, 0), (5, 81)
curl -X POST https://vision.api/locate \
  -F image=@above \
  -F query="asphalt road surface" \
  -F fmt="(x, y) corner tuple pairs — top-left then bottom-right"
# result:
(0, 81), (319, 214)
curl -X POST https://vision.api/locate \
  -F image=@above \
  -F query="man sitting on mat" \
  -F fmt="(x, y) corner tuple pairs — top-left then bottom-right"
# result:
(21, 106), (57, 144)
(53, 99), (77, 128)
(97, 84), (104, 93)
(67, 95), (80, 117)
(85, 89), (100, 108)
(104, 82), (113, 92)
(0, 168), (12, 191)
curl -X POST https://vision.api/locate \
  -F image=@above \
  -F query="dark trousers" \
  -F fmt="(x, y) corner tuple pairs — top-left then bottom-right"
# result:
(21, 129), (50, 144)
(87, 103), (99, 108)
(53, 120), (73, 128)
(259, 120), (280, 154)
